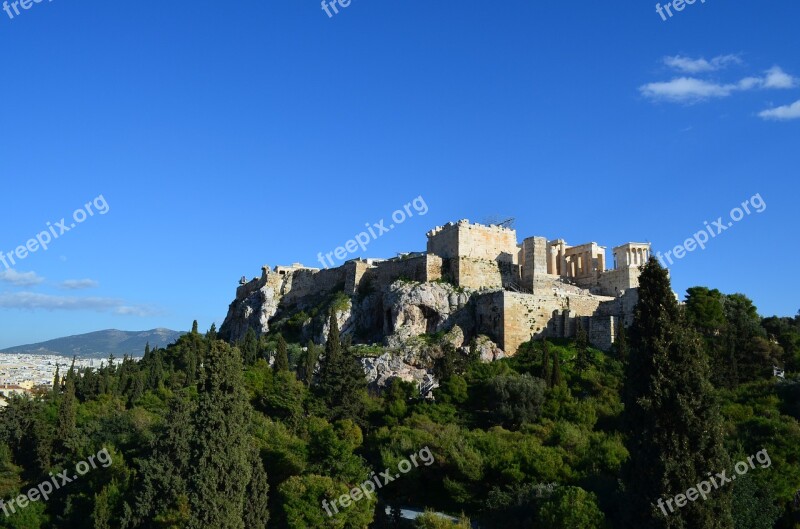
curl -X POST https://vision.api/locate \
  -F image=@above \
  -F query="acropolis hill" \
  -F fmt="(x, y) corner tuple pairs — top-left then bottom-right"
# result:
(220, 219), (651, 356)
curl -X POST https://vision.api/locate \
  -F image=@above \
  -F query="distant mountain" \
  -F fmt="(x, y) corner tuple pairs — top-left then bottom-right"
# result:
(0, 329), (184, 358)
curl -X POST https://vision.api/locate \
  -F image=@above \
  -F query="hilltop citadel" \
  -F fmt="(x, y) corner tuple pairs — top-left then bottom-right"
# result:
(222, 220), (651, 355)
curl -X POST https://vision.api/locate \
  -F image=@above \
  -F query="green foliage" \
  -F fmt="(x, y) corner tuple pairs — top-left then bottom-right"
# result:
(415, 511), (471, 528)
(0, 293), (796, 529)
(538, 486), (606, 529)
(575, 324), (590, 374)
(261, 370), (306, 431)
(330, 292), (352, 314)
(433, 344), (474, 382)
(486, 374), (546, 429)
(283, 311), (311, 342)
(277, 474), (375, 529)
(731, 473), (781, 529)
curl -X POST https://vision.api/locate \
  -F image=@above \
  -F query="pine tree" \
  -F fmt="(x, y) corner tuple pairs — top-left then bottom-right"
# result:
(540, 340), (551, 387)
(273, 335), (289, 372)
(623, 257), (732, 528)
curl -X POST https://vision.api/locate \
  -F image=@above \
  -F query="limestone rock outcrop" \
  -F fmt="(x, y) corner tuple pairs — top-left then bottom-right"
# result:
(383, 281), (473, 346)
(220, 283), (281, 340)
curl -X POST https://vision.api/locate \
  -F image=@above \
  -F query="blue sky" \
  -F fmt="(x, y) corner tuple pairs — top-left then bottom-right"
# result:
(0, 0), (798, 348)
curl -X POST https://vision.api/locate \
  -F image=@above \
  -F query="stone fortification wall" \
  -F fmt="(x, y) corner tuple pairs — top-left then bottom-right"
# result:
(427, 220), (518, 263)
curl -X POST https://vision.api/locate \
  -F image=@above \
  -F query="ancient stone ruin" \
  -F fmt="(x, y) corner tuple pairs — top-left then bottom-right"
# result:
(220, 219), (650, 356)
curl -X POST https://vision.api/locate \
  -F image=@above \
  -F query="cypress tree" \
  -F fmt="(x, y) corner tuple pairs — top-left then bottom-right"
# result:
(242, 328), (259, 366)
(192, 320), (199, 334)
(540, 340), (551, 387)
(130, 374), (145, 405)
(273, 335), (289, 372)
(188, 341), (254, 529)
(185, 346), (198, 385)
(243, 450), (270, 529)
(551, 346), (563, 388)
(301, 341), (319, 386)
(317, 311), (367, 423)
(615, 322), (629, 362)
(126, 397), (195, 527)
(319, 311), (342, 384)
(575, 322), (590, 373)
(623, 258), (732, 528)
(148, 351), (165, 390)
(56, 362), (77, 455)
(52, 364), (61, 395)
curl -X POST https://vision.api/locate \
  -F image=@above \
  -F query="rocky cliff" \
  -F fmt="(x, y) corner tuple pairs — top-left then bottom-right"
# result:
(220, 271), (504, 396)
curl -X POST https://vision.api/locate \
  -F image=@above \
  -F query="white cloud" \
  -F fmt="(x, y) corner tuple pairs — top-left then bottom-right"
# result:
(115, 305), (161, 317)
(762, 66), (797, 89)
(641, 65), (798, 103)
(640, 78), (736, 102)
(59, 279), (100, 290)
(0, 292), (159, 316)
(664, 54), (741, 74)
(0, 269), (45, 287)
(759, 100), (800, 120)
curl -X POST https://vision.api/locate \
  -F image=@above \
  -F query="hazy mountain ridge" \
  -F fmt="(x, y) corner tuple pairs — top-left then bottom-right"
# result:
(0, 328), (184, 358)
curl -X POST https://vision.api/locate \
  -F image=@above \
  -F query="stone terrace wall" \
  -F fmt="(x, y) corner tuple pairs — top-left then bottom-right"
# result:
(475, 291), (505, 347)
(344, 260), (372, 295)
(499, 287), (617, 355)
(454, 258), (505, 290)
(281, 267), (348, 305)
(596, 268), (640, 297)
(365, 255), (430, 287)
(456, 222), (519, 263)
(548, 310), (616, 350)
